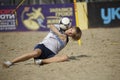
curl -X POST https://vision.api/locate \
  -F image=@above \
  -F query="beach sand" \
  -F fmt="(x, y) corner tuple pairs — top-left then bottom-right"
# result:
(0, 28), (120, 80)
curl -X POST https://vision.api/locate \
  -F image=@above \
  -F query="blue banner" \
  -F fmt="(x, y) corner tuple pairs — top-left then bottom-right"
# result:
(0, 4), (76, 32)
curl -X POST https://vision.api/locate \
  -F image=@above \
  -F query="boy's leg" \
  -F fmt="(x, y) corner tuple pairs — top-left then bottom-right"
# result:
(41, 55), (69, 64)
(11, 49), (41, 63)
(3, 49), (41, 68)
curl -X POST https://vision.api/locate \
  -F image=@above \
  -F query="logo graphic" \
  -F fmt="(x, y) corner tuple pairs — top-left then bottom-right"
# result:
(22, 7), (45, 30)
(101, 7), (120, 24)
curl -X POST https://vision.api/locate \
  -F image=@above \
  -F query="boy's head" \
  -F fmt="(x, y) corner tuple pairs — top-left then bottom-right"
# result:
(65, 27), (82, 41)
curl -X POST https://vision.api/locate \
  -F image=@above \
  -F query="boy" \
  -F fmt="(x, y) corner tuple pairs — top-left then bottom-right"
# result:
(3, 24), (82, 68)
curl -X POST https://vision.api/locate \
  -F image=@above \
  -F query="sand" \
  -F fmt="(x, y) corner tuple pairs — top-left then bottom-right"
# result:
(0, 28), (120, 80)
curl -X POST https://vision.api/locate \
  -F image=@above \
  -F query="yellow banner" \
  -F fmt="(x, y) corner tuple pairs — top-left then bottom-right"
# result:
(76, 2), (88, 30)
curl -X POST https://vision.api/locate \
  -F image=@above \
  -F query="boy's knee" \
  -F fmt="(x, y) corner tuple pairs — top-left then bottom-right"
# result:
(61, 55), (69, 61)
(33, 49), (41, 58)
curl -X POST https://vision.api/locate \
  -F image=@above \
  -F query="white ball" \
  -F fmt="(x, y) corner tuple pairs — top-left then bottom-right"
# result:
(59, 17), (71, 30)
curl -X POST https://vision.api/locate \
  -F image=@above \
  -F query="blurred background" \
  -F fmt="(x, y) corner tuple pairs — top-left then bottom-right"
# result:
(0, 0), (120, 31)
(0, 0), (120, 5)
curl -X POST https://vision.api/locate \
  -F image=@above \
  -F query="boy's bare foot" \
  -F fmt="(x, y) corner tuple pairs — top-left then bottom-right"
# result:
(34, 59), (42, 65)
(3, 61), (13, 68)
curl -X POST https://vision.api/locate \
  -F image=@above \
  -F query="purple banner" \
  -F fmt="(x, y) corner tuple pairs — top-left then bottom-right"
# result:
(0, 4), (76, 32)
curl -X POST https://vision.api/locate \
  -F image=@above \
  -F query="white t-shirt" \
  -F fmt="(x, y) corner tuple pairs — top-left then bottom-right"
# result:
(39, 24), (69, 54)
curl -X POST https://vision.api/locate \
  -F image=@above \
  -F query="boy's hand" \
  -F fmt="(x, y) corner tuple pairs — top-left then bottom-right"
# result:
(58, 34), (66, 41)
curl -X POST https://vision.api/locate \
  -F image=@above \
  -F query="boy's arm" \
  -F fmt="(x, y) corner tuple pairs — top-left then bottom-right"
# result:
(49, 24), (66, 40)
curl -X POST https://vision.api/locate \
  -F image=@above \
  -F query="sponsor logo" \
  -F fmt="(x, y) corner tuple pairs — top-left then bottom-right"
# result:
(101, 7), (120, 24)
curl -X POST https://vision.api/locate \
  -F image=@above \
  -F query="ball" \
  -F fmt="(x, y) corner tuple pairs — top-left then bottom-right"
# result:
(59, 17), (71, 30)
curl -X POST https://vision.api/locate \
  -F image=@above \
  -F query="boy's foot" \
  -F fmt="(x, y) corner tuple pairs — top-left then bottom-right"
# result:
(34, 59), (42, 65)
(3, 61), (13, 68)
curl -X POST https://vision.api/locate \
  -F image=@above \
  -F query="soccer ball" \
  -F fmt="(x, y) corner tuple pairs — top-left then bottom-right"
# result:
(59, 17), (71, 30)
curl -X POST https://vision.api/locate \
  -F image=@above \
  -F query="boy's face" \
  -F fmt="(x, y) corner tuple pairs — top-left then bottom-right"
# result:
(65, 27), (76, 37)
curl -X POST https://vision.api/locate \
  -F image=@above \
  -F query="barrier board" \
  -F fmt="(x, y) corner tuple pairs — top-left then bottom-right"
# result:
(0, 4), (76, 32)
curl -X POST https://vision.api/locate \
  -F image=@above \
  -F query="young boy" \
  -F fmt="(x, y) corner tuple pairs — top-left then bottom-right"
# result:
(3, 24), (82, 68)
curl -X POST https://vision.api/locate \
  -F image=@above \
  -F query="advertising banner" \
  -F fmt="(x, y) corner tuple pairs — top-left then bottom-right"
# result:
(88, 1), (120, 28)
(0, 6), (16, 31)
(0, 4), (75, 32)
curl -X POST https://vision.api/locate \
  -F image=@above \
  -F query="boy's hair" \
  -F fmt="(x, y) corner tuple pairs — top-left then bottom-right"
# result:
(72, 27), (82, 41)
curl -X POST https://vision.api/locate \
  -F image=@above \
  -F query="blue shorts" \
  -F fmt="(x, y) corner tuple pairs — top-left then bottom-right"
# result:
(34, 44), (55, 59)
